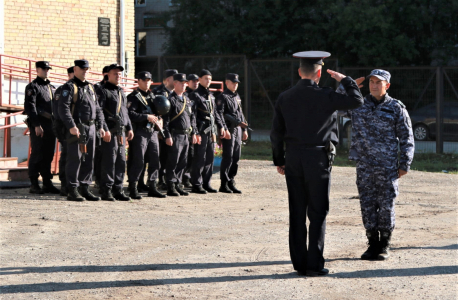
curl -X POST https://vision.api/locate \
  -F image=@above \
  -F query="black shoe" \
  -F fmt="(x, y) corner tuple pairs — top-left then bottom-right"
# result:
(203, 185), (218, 193)
(219, 182), (233, 193)
(228, 181), (242, 194)
(148, 182), (166, 198)
(137, 180), (148, 193)
(305, 268), (329, 277)
(191, 186), (207, 194)
(29, 178), (44, 194)
(167, 182), (180, 197)
(78, 185), (101, 201)
(113, 187), (131, 201)
(42, 179), (61, 194)
(60, 184), (68, 196)
(361, 230), (380, 260)
(157, 180), (167, 190)
(175, 183), (189, 196)
(377, 231), (391, 260)
(101, 187), (116, 201)
(67, 187), (85, 202)
(129, 182), (143, 200)
(182, 177), (192, 188)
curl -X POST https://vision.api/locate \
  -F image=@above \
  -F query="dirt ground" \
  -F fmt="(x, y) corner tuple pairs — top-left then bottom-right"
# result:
(0, 160), (457, 300)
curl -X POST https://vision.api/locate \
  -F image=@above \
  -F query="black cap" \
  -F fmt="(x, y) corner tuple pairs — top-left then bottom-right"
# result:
(107, 63), (124, 72)
(226, 73), (240, 83)
(164, 69), (178, 79)
(173, 73), (188, 82)
(67, 67), (74, 74)
(74, 59), (90, 68)
(293, 51), (331, 66)
(136, 71), (152, 80)
(102, 66), (110, 74)
(36, 61), (52, 69)
(199, 69), (212, 77)
(187, 74), (199, 81)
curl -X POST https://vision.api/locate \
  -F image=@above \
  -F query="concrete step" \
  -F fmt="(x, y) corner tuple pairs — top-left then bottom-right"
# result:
(0, 157), (18, 168)
(0, 167), (29, 181)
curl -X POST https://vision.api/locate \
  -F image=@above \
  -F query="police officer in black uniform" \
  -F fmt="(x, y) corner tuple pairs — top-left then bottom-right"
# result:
(152, 69), (178, 190)
(216, 73), (249, 194)
(189, 69), (225, 194)
(126, 71), (166, 199)
(23, 61), (60, 194)
(94, 65), (109, 90)
(182, 73), (199, 188)
(58, 60), (106, 201)
(97, 63), (134, 201)
(52, 66), (74, 196)
(163, 73), (197, 196)
(270, 51), (364, 276)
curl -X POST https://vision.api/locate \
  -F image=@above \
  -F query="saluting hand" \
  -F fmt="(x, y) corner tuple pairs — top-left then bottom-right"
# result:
(277, 166), (285, 176)
(355, 77), (365, 88)
(69, 126), (80, 139)
(127, 130), (134, 141)
(327, 69), (346, 82)
(35, 126), (44, 138)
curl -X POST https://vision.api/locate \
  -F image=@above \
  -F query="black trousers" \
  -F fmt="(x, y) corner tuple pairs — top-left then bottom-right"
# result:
(166, 133), (189, 184)
(220, 127), (242, 182)
(128, 129), (160, 183)
(28, 123), (56, 180)
(191, 132), (214, 187)
(101, 132), (126, 189)
(284, 146), (330, 272)
(93, 140), (103, 185)
(58, 141), (67, 184)
(158, 137), (168, 181)
(183, 138), (194, 181)
(65, 124), (95, 188)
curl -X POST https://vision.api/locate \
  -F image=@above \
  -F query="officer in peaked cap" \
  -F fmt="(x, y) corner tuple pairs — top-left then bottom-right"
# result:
(153, 68), (179, 190)
(94, 65), (110, 91)
(216, 73), (249, 194)
(126, 71), (166, 199)
(181, 73), (199, 188)
(23, 60), (60, 194)
(270, 51), (364, 276)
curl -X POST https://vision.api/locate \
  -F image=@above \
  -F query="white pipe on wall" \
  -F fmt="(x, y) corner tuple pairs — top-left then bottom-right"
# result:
(120, 0), (125, 76)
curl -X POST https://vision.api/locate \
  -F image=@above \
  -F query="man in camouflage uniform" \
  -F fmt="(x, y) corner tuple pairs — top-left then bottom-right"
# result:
(342, 69), (414, 260)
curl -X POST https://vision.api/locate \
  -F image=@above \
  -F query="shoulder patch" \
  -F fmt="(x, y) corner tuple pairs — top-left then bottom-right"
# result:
(62, 90), (69, 97)
(55, 94), (60, 101)
(27, 89), (33, 96)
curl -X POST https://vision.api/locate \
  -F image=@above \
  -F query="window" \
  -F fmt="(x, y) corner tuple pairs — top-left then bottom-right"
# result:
(135, 0), (146, 7)
(143, 14), (167, 28)
(137, 32), (147, 56)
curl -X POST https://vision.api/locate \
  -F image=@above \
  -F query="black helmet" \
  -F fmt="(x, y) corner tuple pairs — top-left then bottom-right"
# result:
(152, 95), (171, 116)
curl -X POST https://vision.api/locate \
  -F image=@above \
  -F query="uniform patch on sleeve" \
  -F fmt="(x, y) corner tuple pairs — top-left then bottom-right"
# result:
(27, 89), (33, 96)
(217, 99), (222, 106)
(127, 101), (132, 108)
(55, 94), (60, 101)
(62, 90), (69, 97)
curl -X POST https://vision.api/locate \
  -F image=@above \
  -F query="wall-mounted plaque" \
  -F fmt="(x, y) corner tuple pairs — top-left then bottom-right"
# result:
(98, 17), (110, 46)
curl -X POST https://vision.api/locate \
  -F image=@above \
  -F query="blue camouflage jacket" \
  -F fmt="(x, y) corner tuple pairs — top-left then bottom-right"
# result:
(343, 93), (414, 171)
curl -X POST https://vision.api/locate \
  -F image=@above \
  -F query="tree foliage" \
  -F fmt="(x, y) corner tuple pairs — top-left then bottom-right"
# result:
(162, 0), (458, 66)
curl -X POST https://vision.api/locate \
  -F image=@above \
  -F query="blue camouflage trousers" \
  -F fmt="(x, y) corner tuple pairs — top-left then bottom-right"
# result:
(356, 162), (399, 232)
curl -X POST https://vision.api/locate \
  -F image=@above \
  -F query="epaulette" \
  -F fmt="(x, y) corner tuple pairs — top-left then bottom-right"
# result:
(394, 99), (406, 108)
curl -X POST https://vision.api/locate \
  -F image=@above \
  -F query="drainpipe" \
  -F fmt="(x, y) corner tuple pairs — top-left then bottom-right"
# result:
(120, 0), (125, 76)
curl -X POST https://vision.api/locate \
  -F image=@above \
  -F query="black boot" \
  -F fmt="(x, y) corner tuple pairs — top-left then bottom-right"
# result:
(29, 178), (44, 194)
(148, 181), (166, 198)
(378, 231), (392, 260)
(158, 176), (167, 190)
(361, 230), (380, 260)
(203, 185), (218, 193)
(113, 187), (131, 201)
(175, 183), (189, 196)
(78, 185), (101, 201)
(191, 185), (207, 194)
(182, 177), (192, 188)
(219, 181), (233, 193)
(129, 182), (143, 200)
(228, 180), (242, 194)
(167, 182), (180, 197)
(67, 186), (85, 202)
(137, 180), (149, 193)
(42, 179), (61, 194)
(60, 181), (68, 196)
(101, 187), (116, 201)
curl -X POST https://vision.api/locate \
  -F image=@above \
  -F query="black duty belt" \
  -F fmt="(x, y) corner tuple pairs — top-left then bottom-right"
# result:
(171, 127), (192, 135)
(81, 120), (95, 126)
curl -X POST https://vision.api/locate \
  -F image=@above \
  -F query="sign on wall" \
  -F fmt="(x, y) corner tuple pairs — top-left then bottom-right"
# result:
(98, 17), (110, 46)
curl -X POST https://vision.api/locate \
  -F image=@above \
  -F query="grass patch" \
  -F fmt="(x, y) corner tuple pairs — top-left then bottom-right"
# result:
(241, 141), (458, 174)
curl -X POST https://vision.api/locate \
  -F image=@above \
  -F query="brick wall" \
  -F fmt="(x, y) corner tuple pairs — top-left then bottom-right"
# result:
(3, 0), (135, 77)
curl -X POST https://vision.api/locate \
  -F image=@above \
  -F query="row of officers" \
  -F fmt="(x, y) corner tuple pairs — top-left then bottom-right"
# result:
(23, 60), (250, 201)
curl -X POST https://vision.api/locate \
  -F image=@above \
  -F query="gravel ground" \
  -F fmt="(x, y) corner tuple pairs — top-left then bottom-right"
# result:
(0, 160), (457, 299)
